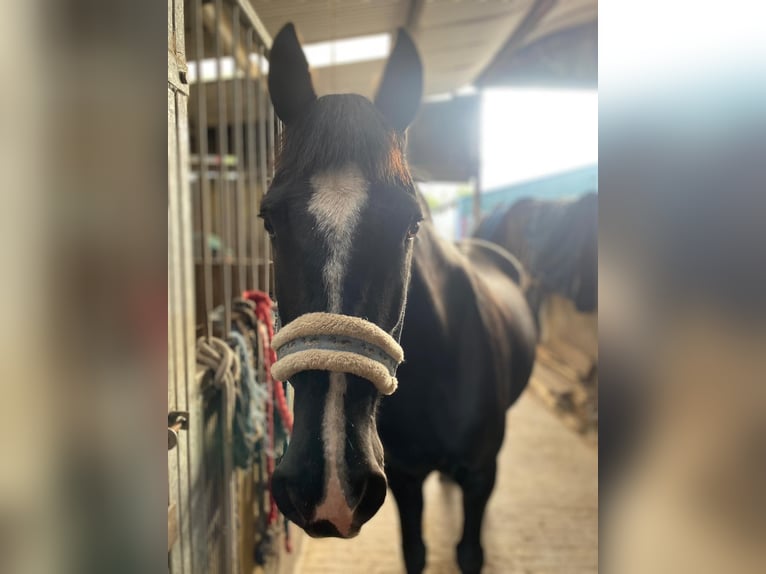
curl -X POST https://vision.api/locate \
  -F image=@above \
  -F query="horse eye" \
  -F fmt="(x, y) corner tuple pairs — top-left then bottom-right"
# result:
(407, 219), (422, 239)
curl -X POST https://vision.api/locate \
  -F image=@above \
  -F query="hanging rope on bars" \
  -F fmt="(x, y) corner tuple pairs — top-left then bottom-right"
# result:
(243, 290), (294, 434)
(195, 334), (239, 571)
(197, 336), (241, 398)
(242, 289), (294, 531)
(196, 336), (240, 453)
(228, 330), (268, 469)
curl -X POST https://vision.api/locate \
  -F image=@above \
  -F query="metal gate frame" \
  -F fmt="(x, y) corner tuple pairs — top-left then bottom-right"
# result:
(169, 1), (286, 573)
(169, 0), (206, 572)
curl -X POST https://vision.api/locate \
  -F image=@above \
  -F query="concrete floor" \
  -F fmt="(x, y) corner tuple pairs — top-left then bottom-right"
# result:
(293, 391), (598, 574)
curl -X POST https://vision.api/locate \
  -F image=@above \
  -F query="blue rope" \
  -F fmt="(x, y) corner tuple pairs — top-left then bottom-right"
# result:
(228, 330), (268, 469)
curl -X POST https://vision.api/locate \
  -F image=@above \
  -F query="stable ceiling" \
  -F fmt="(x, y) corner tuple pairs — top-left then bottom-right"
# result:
(251, 0), (597, 97)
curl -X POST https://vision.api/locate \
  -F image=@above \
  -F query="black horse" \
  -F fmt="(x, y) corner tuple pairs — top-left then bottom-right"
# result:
(475, 193), (598, 319)
(264, 24), (536, 574)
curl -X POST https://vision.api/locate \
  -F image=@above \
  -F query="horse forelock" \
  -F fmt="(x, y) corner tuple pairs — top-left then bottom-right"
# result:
(276, 94), (413, 189)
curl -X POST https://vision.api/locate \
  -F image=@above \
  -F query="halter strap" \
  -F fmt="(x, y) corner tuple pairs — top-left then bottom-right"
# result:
(271, 313), (404, 395)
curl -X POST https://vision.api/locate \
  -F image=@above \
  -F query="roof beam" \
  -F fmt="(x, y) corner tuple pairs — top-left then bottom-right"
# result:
(475, 0), (557, 85)
(406, 0), (426, 33)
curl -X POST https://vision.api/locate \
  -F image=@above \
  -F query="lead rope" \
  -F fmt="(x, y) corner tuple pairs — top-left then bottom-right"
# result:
(196, 336), (240, 573)
(274, 310), (292, 553)
(244, 290), (294, 433)
(228, 330), (268, 468)
(243, 290), (293, 554)
(256, 319), (278, 527)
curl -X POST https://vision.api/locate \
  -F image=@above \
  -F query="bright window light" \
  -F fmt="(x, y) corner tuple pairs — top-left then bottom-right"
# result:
(303, 33), (391, 68)
(187, 33), (390, 83)
(601, 0), (764, 95)
(187, 57), (238, 83)
(424, 85), (476, 103)
(481, 89), (598, 189)
(424, 93), (453, 103)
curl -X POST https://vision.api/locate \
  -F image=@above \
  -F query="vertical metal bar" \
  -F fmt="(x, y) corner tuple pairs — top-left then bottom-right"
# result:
(232, 6), (246, 296)
(246, 30), (259, 292)
(192, 3), (215, 571)
(214, 4), (236, 574)
(215, 0), (232, 337)
(472, 176), (481, 234)
(167, 86), (184, 574)
(257, 44), (268, 294)
(221, 377), (238, 574)
(195, 0), (213, 342)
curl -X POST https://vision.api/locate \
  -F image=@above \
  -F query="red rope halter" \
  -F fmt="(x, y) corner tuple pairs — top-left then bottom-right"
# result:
(243, 290), (293, 529)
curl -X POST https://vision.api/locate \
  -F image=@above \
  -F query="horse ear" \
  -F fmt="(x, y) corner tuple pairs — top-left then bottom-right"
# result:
(268, 23), (317, 125)
(374, 28), (423, 133)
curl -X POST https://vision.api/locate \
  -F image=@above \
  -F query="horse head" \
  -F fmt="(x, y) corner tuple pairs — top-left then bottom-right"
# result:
(263, 23), (423, 538)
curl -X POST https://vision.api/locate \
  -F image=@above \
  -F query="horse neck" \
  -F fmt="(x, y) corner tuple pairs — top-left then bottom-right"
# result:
(412, 220), (464, 279)
(404, 221), (469, 339)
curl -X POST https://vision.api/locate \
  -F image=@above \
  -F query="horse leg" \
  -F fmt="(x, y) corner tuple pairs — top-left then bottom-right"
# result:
(456, 460), (497, 574)
(387, 466), (427, 574)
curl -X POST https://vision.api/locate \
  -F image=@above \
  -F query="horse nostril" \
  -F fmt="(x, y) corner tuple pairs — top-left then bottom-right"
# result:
(353, 471), (387, 526)
(271, 472), (309, 527)
(273, 465), (387, 536)
(286, 484), (309, 523)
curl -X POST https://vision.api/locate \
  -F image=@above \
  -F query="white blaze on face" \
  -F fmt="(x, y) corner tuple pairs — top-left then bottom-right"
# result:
(308, 164), (369, 313)
(308, 164), (368, 535)
(313, 372), (354, 535)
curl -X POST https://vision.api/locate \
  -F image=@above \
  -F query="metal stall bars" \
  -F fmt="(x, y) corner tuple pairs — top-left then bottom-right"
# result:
(169, 0), (205, 572)
(173, 1), (285, 573)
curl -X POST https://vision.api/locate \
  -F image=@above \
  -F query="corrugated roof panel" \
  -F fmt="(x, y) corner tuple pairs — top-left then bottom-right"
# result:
(523, 0), (596, 46)
(247, 0), (597, 96)
(415, 3), (529, 95)
(251, 0), (407, 43)
(415, 0), (531, 30)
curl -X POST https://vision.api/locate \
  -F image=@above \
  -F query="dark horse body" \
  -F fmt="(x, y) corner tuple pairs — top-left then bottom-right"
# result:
(381, 225), (536, 573)
(265, 24), (536, 574)
(475, 193), (598, 318)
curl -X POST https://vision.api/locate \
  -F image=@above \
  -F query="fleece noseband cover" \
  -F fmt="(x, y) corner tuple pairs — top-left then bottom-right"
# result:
(271, 313), (404, 395)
